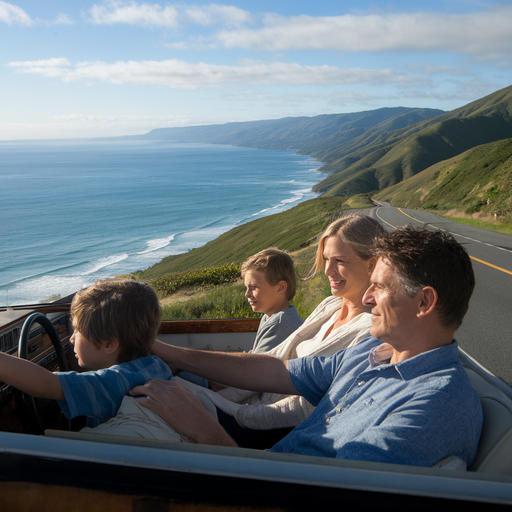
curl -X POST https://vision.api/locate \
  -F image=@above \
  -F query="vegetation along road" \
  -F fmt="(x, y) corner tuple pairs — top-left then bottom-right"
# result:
(363, 203), (512, 386)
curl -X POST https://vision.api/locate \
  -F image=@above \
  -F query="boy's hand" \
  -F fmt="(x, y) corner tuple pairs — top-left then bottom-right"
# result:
(130, 379), (236, 447)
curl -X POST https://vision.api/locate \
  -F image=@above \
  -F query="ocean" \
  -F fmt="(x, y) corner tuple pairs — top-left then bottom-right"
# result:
(0, 139), (321, 306)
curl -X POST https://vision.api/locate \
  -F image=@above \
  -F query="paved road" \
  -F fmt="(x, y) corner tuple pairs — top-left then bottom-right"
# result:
(360, 204), (512, 386)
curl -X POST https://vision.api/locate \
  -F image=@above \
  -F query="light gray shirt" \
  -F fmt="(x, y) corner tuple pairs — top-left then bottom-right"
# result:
(251, 305), (304, 354)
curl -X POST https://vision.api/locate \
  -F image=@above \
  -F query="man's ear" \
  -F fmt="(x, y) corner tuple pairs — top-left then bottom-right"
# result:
(417, 286), (438, 318)
(103, 338), (120, 356)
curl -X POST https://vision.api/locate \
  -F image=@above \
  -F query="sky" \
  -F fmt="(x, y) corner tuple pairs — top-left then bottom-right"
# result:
(1, 0), (511, 140)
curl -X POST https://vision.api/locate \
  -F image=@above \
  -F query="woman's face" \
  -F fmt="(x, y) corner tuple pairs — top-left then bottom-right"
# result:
(323, 236), (374, 303)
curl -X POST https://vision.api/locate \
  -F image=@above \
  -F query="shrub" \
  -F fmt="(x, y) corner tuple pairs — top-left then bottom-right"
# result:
(152, 264), (241, 297)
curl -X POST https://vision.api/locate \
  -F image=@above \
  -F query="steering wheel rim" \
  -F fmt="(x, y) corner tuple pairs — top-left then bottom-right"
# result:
(18, 312), (69, 434)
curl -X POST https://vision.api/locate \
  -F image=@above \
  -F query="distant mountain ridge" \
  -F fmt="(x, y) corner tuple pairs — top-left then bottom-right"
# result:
(315, 84), (512, 197)
(132, 107), (444, 156)
(124, 107), (443, 184)
(122, 84), (512, 199)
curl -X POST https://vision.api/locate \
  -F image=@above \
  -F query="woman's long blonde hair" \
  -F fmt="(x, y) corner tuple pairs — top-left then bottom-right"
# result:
(310, 215), (386, 277)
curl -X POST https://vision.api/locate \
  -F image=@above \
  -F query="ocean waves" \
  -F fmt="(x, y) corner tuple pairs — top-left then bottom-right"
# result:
(0, 140), (322, 305)
(83, 253), (130, 275)
(137, 234), (176, 255)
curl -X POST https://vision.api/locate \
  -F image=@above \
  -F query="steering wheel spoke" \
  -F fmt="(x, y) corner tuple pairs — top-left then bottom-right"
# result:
(18, 312), (70, 434)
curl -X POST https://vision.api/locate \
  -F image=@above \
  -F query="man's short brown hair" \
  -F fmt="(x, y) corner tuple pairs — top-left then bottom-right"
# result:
(241, 248), (297, 301)
(372, 226), (475, 329)
(71, 279), (161, 363)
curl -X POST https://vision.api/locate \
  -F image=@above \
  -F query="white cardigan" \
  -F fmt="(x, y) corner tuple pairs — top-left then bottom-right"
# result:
(203, 296), (372, 429)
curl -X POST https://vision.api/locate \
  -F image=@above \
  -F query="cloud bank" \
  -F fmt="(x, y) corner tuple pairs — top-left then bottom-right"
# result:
(214, 8), (512, 58)
(88, 1), (252, 27)
(81, 2), (512, 63)
(8, 57), (426, 89)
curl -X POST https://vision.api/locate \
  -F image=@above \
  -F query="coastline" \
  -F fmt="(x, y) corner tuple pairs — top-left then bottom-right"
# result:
(1, 140), (324, 306)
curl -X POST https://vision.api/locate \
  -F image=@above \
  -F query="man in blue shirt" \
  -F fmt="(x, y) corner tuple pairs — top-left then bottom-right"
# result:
(134, 226), (483, 467)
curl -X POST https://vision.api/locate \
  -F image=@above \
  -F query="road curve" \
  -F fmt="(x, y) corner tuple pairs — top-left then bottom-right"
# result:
(358, 204), (512, 386)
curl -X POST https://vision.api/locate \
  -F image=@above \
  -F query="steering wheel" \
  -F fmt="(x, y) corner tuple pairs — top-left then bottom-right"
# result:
(18, 312), (70, 434)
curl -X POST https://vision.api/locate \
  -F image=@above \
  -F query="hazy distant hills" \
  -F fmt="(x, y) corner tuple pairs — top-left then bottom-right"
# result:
(127, 107), (443, 180)
(126, 84), (512, 202)
(133, 107), (443, 156)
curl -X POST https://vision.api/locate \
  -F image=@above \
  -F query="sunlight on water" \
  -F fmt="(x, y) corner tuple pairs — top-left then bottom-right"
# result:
(0, 140), (321, 305)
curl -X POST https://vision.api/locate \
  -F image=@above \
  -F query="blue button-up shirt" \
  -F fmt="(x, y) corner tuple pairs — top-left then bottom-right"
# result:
(270, 337), (483, 467)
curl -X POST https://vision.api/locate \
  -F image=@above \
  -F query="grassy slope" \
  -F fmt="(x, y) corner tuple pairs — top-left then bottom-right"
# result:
(141, 137), (512, 285)
(148, 138), (512, 317)
(134, 85), (512, 286)
(373, 138), (512, 220)
(139, 194), (373, 280)
(314, 85), (512, 197)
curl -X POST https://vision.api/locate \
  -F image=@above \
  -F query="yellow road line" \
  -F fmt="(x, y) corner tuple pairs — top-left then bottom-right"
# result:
(397, 207), (418, 221)
(470, 256), (512, 276)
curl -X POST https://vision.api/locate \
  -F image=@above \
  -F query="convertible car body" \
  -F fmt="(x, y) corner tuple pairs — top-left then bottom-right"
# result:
(1, 302), (512, 511)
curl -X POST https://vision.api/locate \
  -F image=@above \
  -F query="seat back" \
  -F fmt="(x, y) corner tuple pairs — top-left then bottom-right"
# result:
(466, 367), (512, 474)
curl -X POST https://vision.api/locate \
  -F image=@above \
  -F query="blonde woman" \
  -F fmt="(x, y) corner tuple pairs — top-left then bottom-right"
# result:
(180, 214), (385, 448)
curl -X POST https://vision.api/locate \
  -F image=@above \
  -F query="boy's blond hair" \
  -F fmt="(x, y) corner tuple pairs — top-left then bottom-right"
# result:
(71, 279), (161, 364)
(241, 248), (296, 301)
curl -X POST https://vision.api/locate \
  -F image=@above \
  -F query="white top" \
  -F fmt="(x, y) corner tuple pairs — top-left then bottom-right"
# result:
(204, 296), (372, 429)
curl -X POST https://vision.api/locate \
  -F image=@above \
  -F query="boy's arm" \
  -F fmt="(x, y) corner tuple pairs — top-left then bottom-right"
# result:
(0, 352), (65, 401)
(152, 340), (298, 395)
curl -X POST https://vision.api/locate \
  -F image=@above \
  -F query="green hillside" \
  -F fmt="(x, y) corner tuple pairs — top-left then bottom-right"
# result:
(314, 85), (512, 196)
(374, 137), (512, 221)
(138, 194), (373, 280)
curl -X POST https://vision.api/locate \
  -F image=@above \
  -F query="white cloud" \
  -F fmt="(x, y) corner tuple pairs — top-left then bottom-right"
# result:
(80, 4), (512, 66)
(8, 57), (425, 89)
(0, 2), (73, 26)
(9, 58), (72, 77)
(0, 1), (33, 25)
(213, 6), (512, 62)
(87, 1), (251, 28)
(0, 113), (249, 139)
(180, 4), (252, 26)
(52, 12), (74, 25)
(88, 1), (179, 27)
(406, 63), (472, 76)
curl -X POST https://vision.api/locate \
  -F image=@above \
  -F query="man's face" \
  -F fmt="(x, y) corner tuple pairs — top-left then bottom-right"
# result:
(362, 258), (419, 344)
